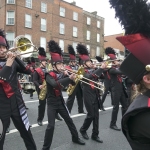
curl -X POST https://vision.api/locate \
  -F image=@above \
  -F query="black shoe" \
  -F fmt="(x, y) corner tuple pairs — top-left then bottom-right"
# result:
(72, 138), (85, 145)
(110, 125), (121, 131)
(101, 106), (106, 111)
(80, 129), (89, 140)
(55, 114), (62, 121)
(25, 107), (29, 110)
(37, 121), (43, 126)
(91, 136), (103, 143)
(6, 128), (10, 133)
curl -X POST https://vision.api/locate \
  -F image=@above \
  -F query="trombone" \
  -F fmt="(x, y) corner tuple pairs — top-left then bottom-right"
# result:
(5, 35), (38, 58)
(64, 67), (105, 95)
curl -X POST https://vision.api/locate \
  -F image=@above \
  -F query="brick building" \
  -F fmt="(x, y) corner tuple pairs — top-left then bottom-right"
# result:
(0, 0), (104, 61)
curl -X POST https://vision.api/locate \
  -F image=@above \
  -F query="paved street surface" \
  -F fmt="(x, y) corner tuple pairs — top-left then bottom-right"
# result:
(4, 92), (131, 150)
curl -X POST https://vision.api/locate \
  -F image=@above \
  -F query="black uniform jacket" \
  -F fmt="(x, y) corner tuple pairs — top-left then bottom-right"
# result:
(122, 90), (150, 150)
(108, 67), (123, 91)
(82, 68), (103, 107)
(103, 69), (111, 88)
(0, 58), (31, 97)
(45, 70), (74, 105)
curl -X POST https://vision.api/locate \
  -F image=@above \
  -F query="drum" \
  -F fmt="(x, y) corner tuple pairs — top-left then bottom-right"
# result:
(0, 119), (4, 140)
(24, 82), (35, 94)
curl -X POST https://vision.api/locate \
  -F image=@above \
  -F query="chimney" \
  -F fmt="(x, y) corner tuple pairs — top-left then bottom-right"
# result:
(91, 11), (97, 15)
(71, 1), (76, 5)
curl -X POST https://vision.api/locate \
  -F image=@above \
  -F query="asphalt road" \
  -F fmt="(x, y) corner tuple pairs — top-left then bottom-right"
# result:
(4, 92), (131, 150)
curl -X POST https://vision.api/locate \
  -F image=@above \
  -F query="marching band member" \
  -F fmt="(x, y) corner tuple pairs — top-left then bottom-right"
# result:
(66, 45), (85, 114)
(42, 40), (85, 150)
(0, 29), (37, 150)
(95, 56), (112, 111)
(33, 47), (47, 126)
(105, 47), (128, 131)
(77, 44), (106, 143)
(110, 0), (150, 149)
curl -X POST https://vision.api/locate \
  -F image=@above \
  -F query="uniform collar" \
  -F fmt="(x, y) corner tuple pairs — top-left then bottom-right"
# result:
(143, 90), (150, 97)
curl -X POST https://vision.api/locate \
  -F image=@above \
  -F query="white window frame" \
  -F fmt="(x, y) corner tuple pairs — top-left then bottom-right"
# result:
(59, 23), (65, 34)
(40, 37), (46, 50)
(25, 34), (32, 41)
(6, 11), (15, 25)
(41, 2), (47, 13)
(60, 7), (65, 17)
(25, 14), (32, 28)
(41, 18), (47, 31)
(87, 17), (91, 25)
(73, 12), (78, 21)
(97, 33), (100, 42)
(7, 0), (15, 4)
(73, 42), (77, 54)
(25, 0), (32, 9)
(97, 21), (101, 28)
(87, 30), (90, 40)
(96, 47), (100, 56)
(73, 27), (78, 37)
(86, 45), (90, 53)
(59, 40), (64, 52)
(6, 32), (15, 48)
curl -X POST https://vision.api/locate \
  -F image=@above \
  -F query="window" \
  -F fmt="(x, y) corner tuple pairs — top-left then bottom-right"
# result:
(87, 17), (91, 25)
(86, 45), (90, 53)
(25, 34), (32, 41)
(87, 30), (90, 40)
(25, 0), (32, 8)
(7, 0), (15, 4)
(25, 14), (32, 28)
(73, 27), (77, 37)
(73, 42), (77, 53)
(41, 2), (47, 13)
(41, 18), (46, 31)
(40, 37), (46, 50)
(97, 33), (100, 42)
(60, 23), (65, 34)
(59, 40), (64, 52)
(60, 7), (65, 17)
(6, 11), (15, 25)
(97, 21), (101, 28)
(96, 47), (100, 56)
(73, 12), (78, 21)
(6, 32), (15, 48)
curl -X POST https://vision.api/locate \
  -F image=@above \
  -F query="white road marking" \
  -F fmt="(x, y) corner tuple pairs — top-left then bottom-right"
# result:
(6, 106), (119, 135)
(25, 97), (68, 103)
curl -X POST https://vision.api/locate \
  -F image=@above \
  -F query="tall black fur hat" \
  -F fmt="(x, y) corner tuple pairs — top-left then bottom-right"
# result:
(0, 29), (9, 49)
(68, 45), (76, 61)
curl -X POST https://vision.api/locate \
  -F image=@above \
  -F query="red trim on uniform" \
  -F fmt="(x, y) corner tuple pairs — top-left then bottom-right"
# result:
(148, 98), (150, 107)
(106, 71), (111, 80)
(35, 68), (45, 82)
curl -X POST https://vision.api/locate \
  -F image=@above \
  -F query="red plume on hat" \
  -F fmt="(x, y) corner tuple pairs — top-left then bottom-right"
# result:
(109, 0), (150, 84)
(68, 45), (76, 61)
(0, 29), (9, 49)
(48, 40), (63, 64)
(105, 47), (116, 60)
(76, 44), (90, 64)
(38, 47), (46, 61)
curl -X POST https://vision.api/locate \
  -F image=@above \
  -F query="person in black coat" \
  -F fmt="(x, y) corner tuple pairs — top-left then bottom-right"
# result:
(105, 47), (128, 131)
(0, 29), (36, 150)
(66, 45), (85, 114)
(77, 44), (107, 143)
(42, 40), (85, 150)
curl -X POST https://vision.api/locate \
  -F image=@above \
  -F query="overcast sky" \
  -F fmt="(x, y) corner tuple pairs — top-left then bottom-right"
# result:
(65, 0), (150, 36)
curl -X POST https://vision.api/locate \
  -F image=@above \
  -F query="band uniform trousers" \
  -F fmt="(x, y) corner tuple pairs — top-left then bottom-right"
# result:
(80, 101), (99, 137)
(37, 89), (46, 122)
(66, 83), (84, 113)
(101, 81), (112, 104)
(0, 93), (36, 150)
(110, 89), (127, 126)
(42, 97), (78, 150)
